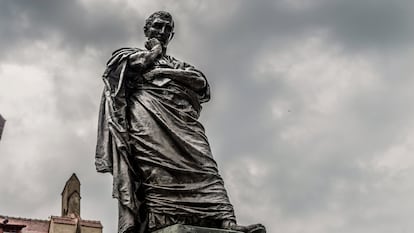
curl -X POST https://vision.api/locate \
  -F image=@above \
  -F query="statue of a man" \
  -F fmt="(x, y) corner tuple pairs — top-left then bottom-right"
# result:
(96, 11), (265, 233)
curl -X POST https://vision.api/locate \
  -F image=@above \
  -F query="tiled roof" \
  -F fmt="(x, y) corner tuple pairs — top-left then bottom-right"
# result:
(0, 215), (102, 232)
(0, 215), (49, 233)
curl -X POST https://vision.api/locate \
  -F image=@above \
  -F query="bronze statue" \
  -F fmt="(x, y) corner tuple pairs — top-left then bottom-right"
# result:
(96, 11), (265, 233)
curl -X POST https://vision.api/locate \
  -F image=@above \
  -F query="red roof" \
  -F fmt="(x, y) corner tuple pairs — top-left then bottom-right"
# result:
(0, 215), (49, 233)
(0, 215), (102, 233)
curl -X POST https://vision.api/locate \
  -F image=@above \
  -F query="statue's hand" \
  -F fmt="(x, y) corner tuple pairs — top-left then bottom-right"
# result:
(143, 68), (205, 90)
(145, 38), (162, 53)
(142, 71), (152, 81)
(129, 39), (162, 69)
(142, 68), (162, 81)
(143, 68), (198, 80)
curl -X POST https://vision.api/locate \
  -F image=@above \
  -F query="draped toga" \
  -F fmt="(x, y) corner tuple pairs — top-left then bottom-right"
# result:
(95, 48), (236, 233)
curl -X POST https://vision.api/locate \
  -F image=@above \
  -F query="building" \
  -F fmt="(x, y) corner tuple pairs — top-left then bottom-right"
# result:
(0, 174), (102, 233)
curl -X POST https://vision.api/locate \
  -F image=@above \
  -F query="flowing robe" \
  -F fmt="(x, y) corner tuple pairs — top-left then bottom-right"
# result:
(95, 48), (236, 233)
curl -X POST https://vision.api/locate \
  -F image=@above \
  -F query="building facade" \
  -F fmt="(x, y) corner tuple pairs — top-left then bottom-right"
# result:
(0, 174), (102, 233)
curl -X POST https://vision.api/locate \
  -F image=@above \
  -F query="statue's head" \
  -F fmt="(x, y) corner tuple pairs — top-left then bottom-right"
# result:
(144, 11), (175, 47)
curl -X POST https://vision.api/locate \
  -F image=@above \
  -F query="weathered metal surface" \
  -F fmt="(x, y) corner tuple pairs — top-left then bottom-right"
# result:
(95, 11), (265, 233)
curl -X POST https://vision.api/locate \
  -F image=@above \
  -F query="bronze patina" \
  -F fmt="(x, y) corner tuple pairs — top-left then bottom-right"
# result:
(96, 11), (265, 233)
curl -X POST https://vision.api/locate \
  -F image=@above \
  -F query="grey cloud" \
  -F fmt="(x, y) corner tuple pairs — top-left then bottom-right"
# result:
(312, 0), (414, 50)
(0, 0), (140, 60)
(191, 0), (414, 54)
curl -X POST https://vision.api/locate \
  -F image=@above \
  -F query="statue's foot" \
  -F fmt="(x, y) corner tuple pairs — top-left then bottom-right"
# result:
(221, 221), (266, 233)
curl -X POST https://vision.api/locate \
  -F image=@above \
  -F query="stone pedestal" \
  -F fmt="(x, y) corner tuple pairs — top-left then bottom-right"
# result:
(153, 224), (242, 233)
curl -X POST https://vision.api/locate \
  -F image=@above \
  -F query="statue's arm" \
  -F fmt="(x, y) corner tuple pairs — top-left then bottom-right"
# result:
(143, 68), (206, 90)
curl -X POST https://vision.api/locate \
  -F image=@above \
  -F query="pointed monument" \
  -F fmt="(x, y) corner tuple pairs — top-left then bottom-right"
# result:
(49, 173), (102, 233)
(61, 173), (81, 218)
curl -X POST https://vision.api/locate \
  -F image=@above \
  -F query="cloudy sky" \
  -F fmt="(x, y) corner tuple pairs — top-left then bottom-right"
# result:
(1, 1), (414, 233)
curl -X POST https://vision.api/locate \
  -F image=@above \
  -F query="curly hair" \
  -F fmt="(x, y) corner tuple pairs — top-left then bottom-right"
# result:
(143, 11), (174, 35)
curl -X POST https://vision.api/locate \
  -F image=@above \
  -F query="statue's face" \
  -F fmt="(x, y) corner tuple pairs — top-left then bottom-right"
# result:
(146, 17), (174, 46)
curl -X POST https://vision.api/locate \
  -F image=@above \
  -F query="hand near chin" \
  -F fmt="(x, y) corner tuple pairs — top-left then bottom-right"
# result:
(145, 38), (162, 51)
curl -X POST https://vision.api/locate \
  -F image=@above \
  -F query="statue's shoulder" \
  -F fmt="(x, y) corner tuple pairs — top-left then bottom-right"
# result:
(106, 47), (143, 67)
(111, 47), (143, 57)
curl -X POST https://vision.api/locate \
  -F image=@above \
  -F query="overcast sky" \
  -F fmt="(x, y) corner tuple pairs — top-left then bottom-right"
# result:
(1, 1), (414, 233)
